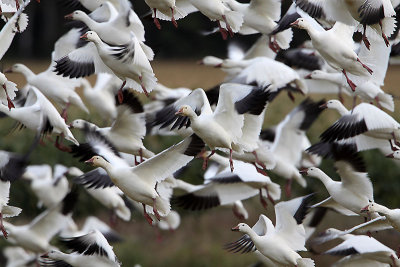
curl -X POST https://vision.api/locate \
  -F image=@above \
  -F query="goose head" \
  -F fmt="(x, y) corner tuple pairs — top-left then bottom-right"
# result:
(84, 155), (108, 168)
(80, 31), (101, 44)
(360, 202), (375, 213)
(64, 10), (87, 21)
(299, 167), (324, 177)
(231, 223), (251, 233)
(4, 63), (27, 74)
(319, 99), (343, 110)
(69, 119), (87, 129)
(175, 105), (197, 118)
(304, 70), (325, 80)
(290, 18), (309, 30)
(41, 250), (63, 260)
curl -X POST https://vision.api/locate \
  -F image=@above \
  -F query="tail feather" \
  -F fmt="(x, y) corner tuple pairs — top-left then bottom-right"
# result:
(273, 28), (293, 50)
(2, 205), (22, 218)
(116, 205), (131, 221)
(155, 196), (171, 217)
(223, 10), (244, 33)
(377, 92), (394, 112)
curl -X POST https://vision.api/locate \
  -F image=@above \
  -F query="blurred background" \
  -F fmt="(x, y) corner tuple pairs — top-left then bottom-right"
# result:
(1, 0), (400, 266)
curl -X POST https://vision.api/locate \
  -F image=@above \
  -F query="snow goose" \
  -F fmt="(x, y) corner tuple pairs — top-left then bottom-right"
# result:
(0, 72), (18, 110)
(306, 34), (394, 111)
(291, 19), (374, 91)
(62, 216), (122, 243)
(315, 100), (394, 153)
(307, 70), (394, 111)
(158, 83), (273, 171)
(70, 90), (154, 160)
(226, 57), (309, 98)
(78, 30), (156, 99)
(5, 63), (87, 120)
(227, 194), (315, 267)
(22, 164), (70, 209)
(70, 126), (204, 225)
(80, 75), (118, 122)
(312, 228), (400, 267)
(63, 0), (152, 51)
(319, 102), (400, 150)
(360, 202), (400, 231)
(40, 230), (120, 267)
(0, 86), (79, 149)
(301, 143), (379, 218)
(0, 0), (30, 60)
(172, 159), (281, 212)
(2, 189), (78, 253)
(294, 0), (396, 48)
(144, 0), (196, 29)
(187, 0), (243, 40)
(266, 98), (325, 196)
(224, 0), (293, 51)
(387, 150), (400, 159)
(74, 168), (131, 222)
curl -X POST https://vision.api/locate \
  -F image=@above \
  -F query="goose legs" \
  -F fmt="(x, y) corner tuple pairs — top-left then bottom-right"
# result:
(357, 58), (373, 75)
(139, 75), (150, 97)
(202, 150), (215, 170)
(2, 84), (14, 110)
(170, 7), (178, 28)
(153, 198), (161, 221)
(252, 151), (268, 176)
(0, 213), (7, 239)
(229, 148), (234, 172)
(61, 102), (70, 122)
(153, 9), (161, 30)
(143, 203), (153, 225)
(379, 21), (390, 47)
(222, 15), (234, 38)
(342, 70), (356, 91)
(217, 21), (228, 40)
(259, 189), (268, 209)
(118, 80), (126, 104)
(55, 135), (71, 152)
(285, 179), (292, 198)
(362, 24), (370, 50)
(269, 36), (281, 53)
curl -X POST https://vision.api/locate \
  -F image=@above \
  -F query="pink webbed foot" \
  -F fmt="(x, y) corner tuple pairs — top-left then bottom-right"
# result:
(153, 198), (161, 221)
(259, 189), (268, 209)
(222, 15), (234, 37)
(342, 70), (357, 91)
(0, 213), (8, 239)
(202, 150), (215, 170)
(362, 24), (370, 50)
(139, 76), (150, 97)
(285, 179), (292, 198)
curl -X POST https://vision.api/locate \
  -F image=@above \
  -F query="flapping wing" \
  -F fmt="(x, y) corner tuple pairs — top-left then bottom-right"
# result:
(131, 134), (205, 186)
(74, 168), (115, 189)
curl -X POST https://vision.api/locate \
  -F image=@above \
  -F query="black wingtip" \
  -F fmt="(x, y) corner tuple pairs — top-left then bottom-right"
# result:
(320, 116), (368, 143)
(61, 185), (79, 215)
(235, 85), (273, 115)
(54, 56), (95, 79)
(115, 90), (144, 113)
(171, 192), (220, 211)
(298, 98), (326, 131)
(293, 193), (314, 224)
(184, 134), (205, 156)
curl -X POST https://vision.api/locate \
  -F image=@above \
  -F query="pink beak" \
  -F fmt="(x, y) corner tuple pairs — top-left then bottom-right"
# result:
(386, 153), (394, 158)
(84, 158), (94, 164)
(290, 21), (299, 27)
(360, 205), (369, 213)
(231, 226), (240, 231)
(41, 253), (49, 258)
(319, 103), (328, 109)
(3, 68), (12, 73)
(299, 168), (308, 175)
(80, 33), (88, 40)
(64, 13), (73, 20)
(175, 108), (183, 115)
(304, 73), (312, 79)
